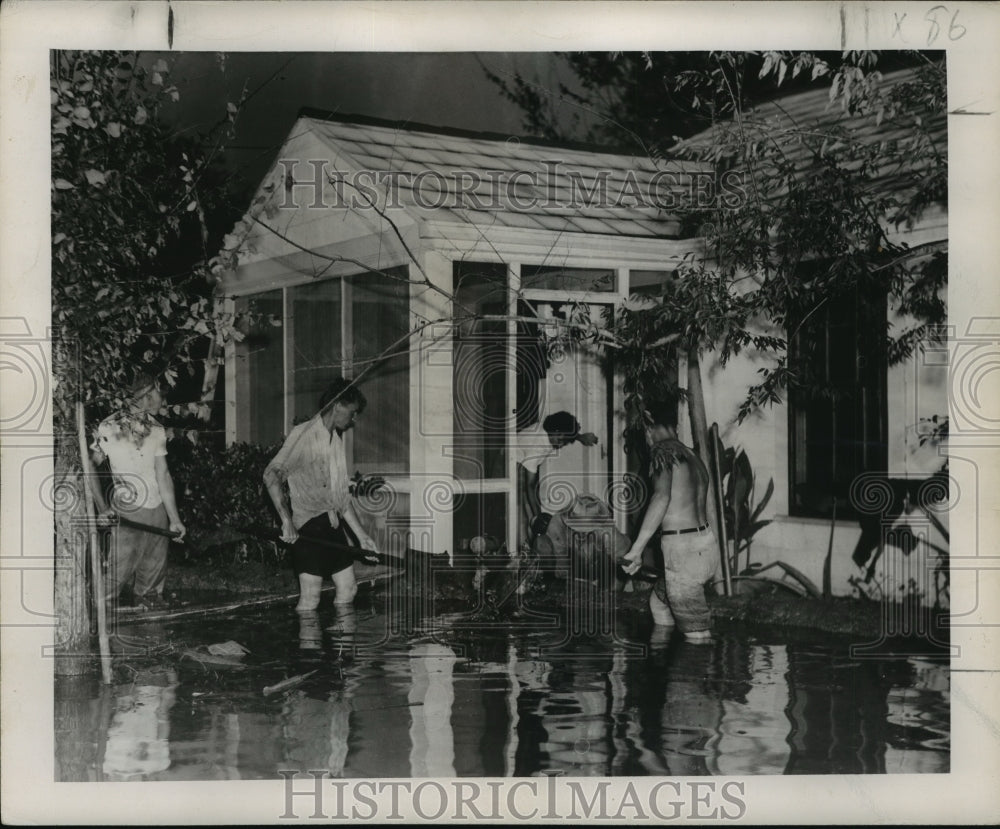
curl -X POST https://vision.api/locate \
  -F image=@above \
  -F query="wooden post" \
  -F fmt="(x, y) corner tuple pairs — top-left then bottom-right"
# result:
(709, 423), (733, 597)
(53, 459), (91, 677)
(823, 497), (837, 600)
(76, 400), (112, 684)
(685, 347), (728, 566)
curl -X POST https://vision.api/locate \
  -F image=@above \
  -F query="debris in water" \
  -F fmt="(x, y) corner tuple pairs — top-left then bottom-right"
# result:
(263, 670), (317, 696)
(206, 641), (250, 657)
(181, 647), (247, 669)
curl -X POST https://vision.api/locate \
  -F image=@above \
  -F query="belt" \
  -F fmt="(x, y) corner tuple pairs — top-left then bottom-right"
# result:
(662, 524), (709, 536)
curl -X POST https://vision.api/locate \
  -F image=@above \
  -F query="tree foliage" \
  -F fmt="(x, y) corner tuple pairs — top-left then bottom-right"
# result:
(51, 50), (242, 440)
(502, 51), (948, 428)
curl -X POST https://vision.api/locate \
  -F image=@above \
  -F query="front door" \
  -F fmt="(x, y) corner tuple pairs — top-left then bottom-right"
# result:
(450, 262), (616, 558)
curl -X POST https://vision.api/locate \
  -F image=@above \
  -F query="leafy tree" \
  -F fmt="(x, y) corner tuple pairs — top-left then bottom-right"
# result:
(502, 51), (946, 436)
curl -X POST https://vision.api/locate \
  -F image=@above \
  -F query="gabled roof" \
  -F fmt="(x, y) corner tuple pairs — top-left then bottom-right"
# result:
(676, 67), (947, 223)
(282, 111), (709, 240)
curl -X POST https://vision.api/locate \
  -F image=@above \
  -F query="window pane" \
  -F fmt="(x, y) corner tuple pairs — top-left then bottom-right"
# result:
(788, 284), (887, 518)
(290, 279), (342, 424)
(453, 262), (509, 480)
(628, 269), (676, 297)
(521, 265), (615, 293)
(349, 269), (410, 474)
(237, 290), (284, 444)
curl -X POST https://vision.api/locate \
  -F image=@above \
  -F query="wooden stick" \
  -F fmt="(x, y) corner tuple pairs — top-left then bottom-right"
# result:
(263, 670), (317, 696)
(116, 515), (181, 539)
(238, 523), (400, 567)
(77, 400), (112, 684)
(823, 497), (837, 600)
(709, 423), (733, 597)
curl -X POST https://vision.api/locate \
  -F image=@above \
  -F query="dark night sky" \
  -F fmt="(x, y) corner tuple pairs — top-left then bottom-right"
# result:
(158, 51), (589, 200)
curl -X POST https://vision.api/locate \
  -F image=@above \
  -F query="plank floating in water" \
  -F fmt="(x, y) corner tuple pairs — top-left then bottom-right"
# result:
(263, 670), (318, 696)
(181, 647), (248, 669)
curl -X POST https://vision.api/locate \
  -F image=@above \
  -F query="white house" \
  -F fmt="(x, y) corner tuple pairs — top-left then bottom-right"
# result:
(222, 70), (947, 605)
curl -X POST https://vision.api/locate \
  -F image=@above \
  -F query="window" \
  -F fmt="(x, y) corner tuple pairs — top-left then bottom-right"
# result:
(291, 279), (342, 423)
(239, 268), (410, 475)
(520, 265), (615, 293)
(788, 283), (887, 518)
(348, 273), (410, 472)
(235, 290), (284, 445)
(452, 261), (509, 481)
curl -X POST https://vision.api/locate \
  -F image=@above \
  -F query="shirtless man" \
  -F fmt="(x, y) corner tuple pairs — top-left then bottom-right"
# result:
(621, 417), (718, 642)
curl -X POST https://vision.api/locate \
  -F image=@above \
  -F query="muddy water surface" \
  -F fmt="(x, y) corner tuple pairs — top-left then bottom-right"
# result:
(54, 595), (949, 781)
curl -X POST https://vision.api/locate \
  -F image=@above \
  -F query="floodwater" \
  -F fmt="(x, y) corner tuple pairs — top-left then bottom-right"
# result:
(55, 591), (949, 781)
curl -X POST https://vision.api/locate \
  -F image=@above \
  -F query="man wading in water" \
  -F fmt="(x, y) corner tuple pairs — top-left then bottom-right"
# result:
(264, 377), (379, 614)
(621, 415), (718, 643)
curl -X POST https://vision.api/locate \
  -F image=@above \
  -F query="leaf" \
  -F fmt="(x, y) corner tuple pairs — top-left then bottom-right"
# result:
(152, 72), (164, 87)
(84, 169), (107, 187)
(105, 121), (122, 138)
(750, 478), (775, 522)
(53, 233), (66, 245)
(134, 105), (148, 125)
(53, 179), (75, 190)
(153, 58), (169, 74)
(186, 200), (198, 212)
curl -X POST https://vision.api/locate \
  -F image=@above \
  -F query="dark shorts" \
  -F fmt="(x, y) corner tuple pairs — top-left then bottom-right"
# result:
(291, 513), (355, 579)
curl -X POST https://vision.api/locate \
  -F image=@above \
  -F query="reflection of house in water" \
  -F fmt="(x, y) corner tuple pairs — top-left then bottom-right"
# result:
(83, 630), (948, 779)
(711, 645), (791, 775)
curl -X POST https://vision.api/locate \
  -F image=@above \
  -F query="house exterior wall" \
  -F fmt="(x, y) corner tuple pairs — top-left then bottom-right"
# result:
(697, 299), (948, 606)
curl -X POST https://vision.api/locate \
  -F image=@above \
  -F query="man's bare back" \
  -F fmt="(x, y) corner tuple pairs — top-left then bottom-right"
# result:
(650, 437), (710, 531)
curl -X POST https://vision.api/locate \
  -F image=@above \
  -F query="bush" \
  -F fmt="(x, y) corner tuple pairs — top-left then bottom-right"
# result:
(169, 439), (284, 565)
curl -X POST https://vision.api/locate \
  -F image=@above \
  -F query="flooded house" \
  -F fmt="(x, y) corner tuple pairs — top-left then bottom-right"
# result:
(221, 69), (948, 606)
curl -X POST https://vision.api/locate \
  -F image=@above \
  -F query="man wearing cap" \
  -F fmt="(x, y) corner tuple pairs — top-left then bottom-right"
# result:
(514, 410), (599, 552)
(90, 373), (186, 611)
(264, 377), (379, 613)
(621, 417), (717, 642)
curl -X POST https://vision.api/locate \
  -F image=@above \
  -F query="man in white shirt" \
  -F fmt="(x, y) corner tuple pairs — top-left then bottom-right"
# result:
(91, 374), (186, 610)
(264, 377), (379, 612)
(514, 410), (598, 551)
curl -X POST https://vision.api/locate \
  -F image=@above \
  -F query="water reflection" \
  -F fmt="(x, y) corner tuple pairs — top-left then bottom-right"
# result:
(55, 605), (950, 781)
(102, 667), (178, 781)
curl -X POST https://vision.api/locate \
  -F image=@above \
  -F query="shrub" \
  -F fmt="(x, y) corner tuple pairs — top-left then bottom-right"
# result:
(169, 439), (283, 565)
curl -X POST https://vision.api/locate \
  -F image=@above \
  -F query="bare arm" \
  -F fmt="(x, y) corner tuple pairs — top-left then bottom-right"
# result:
(263, 461), (298, 543)
(520, 465), (541, 515)
(154, 455), (186, 541)
(342, 501), (378, 551)
(622, 465), (672, 573)
(517, 464), (542, 548)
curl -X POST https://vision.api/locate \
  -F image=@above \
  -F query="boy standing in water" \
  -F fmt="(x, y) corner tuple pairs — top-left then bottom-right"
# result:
(621, 416), (718, 642)
(91, 373), (186, 610)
